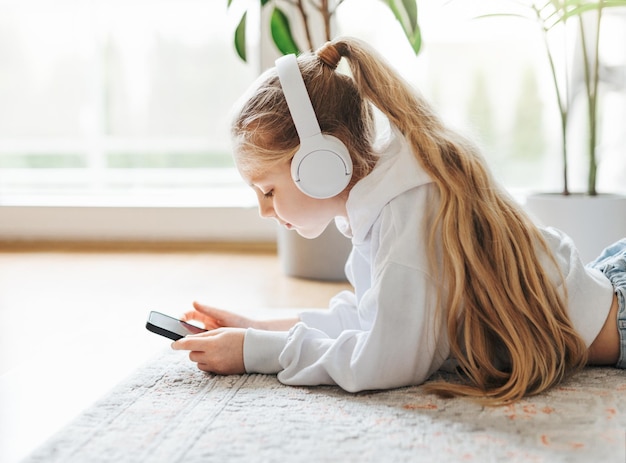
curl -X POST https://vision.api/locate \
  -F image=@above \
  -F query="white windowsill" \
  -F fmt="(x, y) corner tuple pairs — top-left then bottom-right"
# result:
(0, 167), (278, 243)
(0, 189), (277, 243)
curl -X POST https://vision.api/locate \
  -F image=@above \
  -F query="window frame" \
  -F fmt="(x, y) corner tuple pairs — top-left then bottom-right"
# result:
(2, 2), (625, 243)
(0, 0), (273, 243)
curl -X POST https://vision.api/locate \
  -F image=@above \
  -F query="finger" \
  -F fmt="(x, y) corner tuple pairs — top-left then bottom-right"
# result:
(171, 331), (219, 351)
(192, 303), (230, 328)
(192, 301), (211, 312)
(180, 310), (221, 330)
(189, 351), (206, 364)
(199, 319), (222, 330)
(192, 301), (228, 320)
(180, 310), (201, 322)
(192, 302), (249, 329)
(196, 363), (212, 372)
(172, 338), (192, 351)
(171, 340), (183, 350)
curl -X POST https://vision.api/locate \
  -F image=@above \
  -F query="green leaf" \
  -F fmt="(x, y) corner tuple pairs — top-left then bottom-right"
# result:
(408, 25), (422, 55)
(383, 0), (405, 30)
(401, 0), (418, 30)
(270, 7), (300, 56)
(260, 0), (271, 6)
(536, 0), (626, 29)
(401, 0), (421, 54)
(380, 0), (421, 55)
(234, 12), (247, 62)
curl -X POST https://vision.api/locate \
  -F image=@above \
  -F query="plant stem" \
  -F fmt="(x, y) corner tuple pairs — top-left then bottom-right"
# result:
(288, 0), (314, 51)
(589, 3), (602, 195)
(308, 0), (334, 42)
(321, 0), (331, 41)
(577, 3), (601, 196)
(535, 4), (569, 195)
(290, 0), (335, 50)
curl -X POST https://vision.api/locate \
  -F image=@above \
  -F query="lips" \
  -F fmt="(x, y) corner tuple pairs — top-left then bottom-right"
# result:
(275, 217), (293, 230)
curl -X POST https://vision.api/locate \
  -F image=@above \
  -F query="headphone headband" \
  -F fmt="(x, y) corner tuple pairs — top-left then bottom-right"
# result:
(275, 54), (352, 200)
(275, 54), (321, 141)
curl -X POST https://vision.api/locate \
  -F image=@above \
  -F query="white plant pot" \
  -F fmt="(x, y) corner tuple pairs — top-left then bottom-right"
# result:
(524, 193), (626, 263)
(278, 223), (351, 281)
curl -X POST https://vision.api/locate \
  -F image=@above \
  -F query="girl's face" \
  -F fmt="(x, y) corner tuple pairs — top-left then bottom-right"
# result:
(239, 159), (348, 239)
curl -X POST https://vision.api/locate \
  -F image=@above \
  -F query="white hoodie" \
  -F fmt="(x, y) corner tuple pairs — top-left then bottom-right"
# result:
(243, 130), (614, 392)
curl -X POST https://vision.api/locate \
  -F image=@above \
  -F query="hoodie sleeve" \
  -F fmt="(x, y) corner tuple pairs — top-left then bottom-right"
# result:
(242, 290), (360, 375)
(298, 290), (360, 338)
(273, 262), (448, 392)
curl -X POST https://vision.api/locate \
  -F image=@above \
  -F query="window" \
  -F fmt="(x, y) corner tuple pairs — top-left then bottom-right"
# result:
(339, 1), (626, 196)
(0, 0), (256, 207)
(1, 0), (624, 241)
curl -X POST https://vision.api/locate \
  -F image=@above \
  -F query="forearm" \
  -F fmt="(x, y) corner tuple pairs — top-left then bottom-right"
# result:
(254, 317), (300, 331)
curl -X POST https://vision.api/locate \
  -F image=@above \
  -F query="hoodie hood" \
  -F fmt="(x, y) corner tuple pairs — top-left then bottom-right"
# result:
(336, 127), (433, 245)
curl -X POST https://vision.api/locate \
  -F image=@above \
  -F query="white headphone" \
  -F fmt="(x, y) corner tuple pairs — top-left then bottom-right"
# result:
(275, 54), (353, 199)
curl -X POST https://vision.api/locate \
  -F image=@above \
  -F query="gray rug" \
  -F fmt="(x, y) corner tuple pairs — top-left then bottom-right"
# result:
(24, 350), (626, 463)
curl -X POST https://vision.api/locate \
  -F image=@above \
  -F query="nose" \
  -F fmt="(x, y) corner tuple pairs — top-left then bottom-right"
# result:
(258, 199), (275, 219)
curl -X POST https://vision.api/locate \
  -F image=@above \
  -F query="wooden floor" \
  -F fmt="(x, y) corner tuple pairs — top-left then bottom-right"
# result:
(0, 244), (350, 463)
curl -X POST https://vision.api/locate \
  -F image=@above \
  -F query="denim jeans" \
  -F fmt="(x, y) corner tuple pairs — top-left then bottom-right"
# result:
(587, 238), (626, 368)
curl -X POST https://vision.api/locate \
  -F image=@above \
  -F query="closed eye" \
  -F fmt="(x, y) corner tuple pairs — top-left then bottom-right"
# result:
(263, 189), (274, 199)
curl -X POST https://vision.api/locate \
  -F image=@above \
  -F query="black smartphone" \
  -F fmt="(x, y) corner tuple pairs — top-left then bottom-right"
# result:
(146, 310), (208, 341)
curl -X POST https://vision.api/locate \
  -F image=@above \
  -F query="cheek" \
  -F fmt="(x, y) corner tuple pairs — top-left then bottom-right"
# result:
(274, 191), (308, 218)
(274, 186), (320, 222)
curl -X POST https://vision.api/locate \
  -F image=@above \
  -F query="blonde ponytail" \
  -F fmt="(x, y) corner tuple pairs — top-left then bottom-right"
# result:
(331, 37), (587, 404)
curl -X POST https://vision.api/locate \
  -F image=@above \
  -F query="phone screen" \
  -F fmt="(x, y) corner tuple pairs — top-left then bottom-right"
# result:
(146, 311), (207, 341)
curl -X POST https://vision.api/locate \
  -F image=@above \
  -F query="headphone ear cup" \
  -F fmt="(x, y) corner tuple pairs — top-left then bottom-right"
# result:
(291, 134), (353, 199)
(275, 55), (353, 199)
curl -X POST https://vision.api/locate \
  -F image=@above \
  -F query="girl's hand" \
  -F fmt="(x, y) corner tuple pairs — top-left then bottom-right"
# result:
(171, 328), (246, 375)
(181, 301), (255, 330)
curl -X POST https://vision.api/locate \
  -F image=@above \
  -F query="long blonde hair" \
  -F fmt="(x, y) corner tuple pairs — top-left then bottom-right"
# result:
(231, 37), (588, 404)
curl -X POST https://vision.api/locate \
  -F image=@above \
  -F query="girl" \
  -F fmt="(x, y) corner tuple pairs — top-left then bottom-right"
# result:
(172, 37), (624, 404)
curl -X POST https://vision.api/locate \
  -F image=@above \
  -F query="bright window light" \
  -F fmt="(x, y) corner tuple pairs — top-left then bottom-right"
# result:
(0, 0), (624, 216)
(0, 0), (256, 206)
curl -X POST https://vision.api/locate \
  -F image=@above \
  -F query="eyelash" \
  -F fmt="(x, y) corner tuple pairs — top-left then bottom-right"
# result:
(263, 190), (274, 199)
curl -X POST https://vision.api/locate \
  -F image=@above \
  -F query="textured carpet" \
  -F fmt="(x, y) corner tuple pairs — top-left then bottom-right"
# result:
(24, 350), (626, 463)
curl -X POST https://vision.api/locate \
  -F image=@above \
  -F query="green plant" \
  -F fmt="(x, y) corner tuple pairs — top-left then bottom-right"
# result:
(227, 0), (422, 61)
(480, 0), (626, 196)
